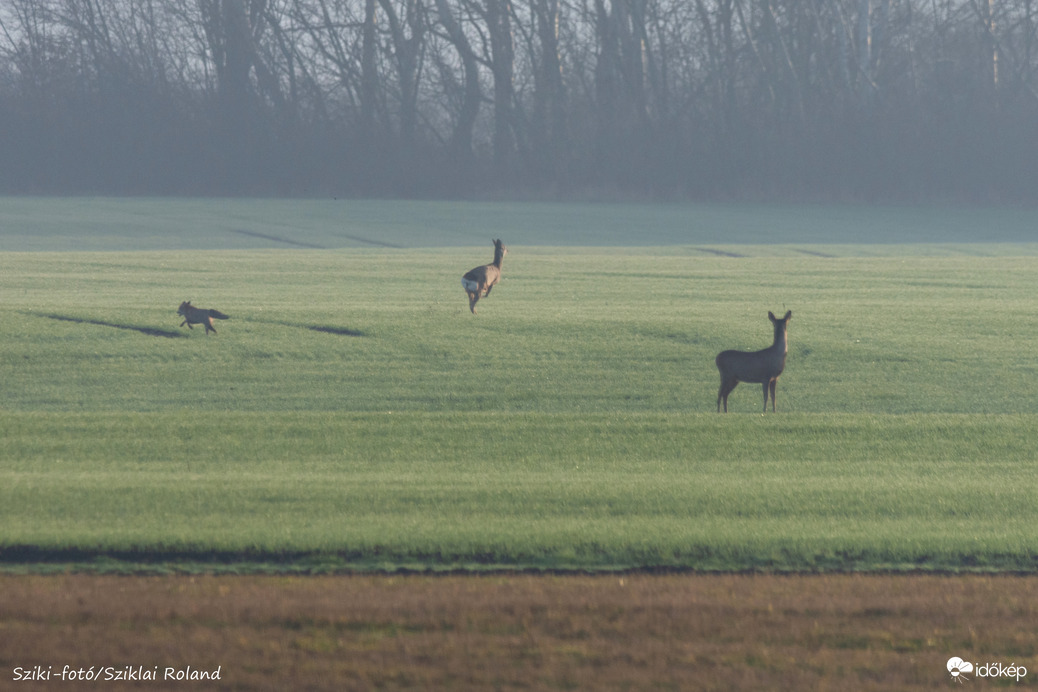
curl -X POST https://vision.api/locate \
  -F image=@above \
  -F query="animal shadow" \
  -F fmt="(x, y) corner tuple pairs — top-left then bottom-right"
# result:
(36, 313), (185, 338)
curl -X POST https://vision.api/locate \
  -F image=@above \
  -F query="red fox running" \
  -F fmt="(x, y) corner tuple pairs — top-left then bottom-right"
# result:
(177, 301), (229, 335)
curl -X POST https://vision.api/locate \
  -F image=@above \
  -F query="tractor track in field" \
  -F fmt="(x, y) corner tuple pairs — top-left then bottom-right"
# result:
(229, 229), (328, 248)
(229, 228), (404, 248)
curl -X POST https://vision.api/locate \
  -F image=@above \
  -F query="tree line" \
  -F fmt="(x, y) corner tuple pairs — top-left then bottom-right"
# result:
(1, 0), (1036, 201)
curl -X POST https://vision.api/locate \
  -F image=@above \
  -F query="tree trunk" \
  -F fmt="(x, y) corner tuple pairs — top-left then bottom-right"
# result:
(486, 0), (515, 170)
(531, 0), (566, 177)
(361, 0), (379, 140)
(376, 0), (424, 148)
(433, 0), (481, 157)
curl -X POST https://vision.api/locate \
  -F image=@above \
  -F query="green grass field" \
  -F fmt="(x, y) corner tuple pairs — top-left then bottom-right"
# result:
(2, 198), (1038, 572)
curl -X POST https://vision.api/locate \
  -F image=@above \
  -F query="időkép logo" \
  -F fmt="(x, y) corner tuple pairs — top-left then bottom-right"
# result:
(947, 656), (1027, 683)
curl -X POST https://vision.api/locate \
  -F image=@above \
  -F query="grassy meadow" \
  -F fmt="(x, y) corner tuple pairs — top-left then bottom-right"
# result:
(2, 198), (1038, 572)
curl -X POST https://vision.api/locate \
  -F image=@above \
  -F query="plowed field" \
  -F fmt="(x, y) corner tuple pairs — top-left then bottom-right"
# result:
(3, 574), (1035, 690)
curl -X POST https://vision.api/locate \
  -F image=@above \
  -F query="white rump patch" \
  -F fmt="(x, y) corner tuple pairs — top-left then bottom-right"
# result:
(461, 277), (479, 293)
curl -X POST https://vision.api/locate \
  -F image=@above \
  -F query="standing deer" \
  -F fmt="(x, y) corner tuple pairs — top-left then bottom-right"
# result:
(461, 239), (507, 314)
(716, 310), (792, 413)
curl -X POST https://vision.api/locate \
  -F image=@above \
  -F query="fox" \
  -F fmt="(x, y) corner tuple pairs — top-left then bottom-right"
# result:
(177, 301), (229, 335)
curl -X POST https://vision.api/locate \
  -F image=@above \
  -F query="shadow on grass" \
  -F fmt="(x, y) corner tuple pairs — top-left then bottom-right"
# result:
(0, 546), (339, 573)
(305, 325), (366, 336)
(35, 313), (186, 339)
(4, 544), (1037, 575)
(0, 546), (535, 574)
(264, 320), (366, 337)
(34, 312), (364, 338)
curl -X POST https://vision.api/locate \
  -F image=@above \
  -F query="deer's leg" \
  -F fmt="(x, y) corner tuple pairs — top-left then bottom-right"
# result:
(761, 382), (770, 412)
(468, 292), (478, 314)
(768, 379), (778, 412)
(718, 377), (737, 413)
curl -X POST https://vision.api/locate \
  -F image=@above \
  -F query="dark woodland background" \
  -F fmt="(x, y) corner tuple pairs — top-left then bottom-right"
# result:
(1, 0), (1035, 202)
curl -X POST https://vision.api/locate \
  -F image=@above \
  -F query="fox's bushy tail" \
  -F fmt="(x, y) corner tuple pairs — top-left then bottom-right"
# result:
(208, 309), (230, 320)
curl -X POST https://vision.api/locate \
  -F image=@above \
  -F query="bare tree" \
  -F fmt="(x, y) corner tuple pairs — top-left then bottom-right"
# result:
(484, 0), (515, 169)
(2, 0), (1037, 199)
(528, 0), (566, 174)
(431, 0), (480, 157)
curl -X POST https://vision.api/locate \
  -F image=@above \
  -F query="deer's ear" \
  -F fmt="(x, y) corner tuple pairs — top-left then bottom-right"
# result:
(784, 310), (792, 320)
(768, 311), (776, 321)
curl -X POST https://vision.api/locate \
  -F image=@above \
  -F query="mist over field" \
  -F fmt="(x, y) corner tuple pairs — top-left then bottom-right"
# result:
(2, 0), (1037, 203)
(2, 197), (1036, 253)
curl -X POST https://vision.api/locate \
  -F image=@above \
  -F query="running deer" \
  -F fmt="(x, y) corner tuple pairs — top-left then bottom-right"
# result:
(715, 310), (792, 413)
(461, 239), (507, 314)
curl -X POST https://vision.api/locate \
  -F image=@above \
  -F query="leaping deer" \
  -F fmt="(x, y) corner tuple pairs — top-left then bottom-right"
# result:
(461, 239), (507, 314)
(716, 310), (792, 413)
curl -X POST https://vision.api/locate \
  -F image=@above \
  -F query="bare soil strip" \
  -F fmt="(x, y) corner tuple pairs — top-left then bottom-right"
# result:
(2, 573), (1035, 690)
